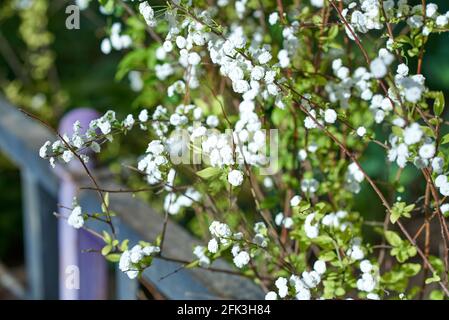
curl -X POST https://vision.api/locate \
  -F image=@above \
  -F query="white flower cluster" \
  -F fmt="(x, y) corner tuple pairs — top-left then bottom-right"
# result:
(119, 244), (160, 279)
(137, 140), (168, 185)
(193, 245), (211, 267)
(163, 187), (201, 215)
(344, 0), (386, 36)
(304, 213), (319, 239)
(322, 210), (351, 232)
(138, 1), (157, 27)
(346, 162), (365, 194)
(435, 175), (449, 198)
(406, 3), (449, 30)
(300, 178), (319, 194)
(326, 59), (374, 109)
(370, 48), (394, 79)
(347, 237), (365, 260)
(265, 260), (326, 300)
(395, 73), (426, 104)
(67, 203), (84, 229)
(228, 169), (244, 187)
(388, 122), (440, 170)
(100, 23), (132, 55)
(252, 222), (269, 248)
(356, 259), (379, 299)
(275, 212), (293, 229)
(204, 220), (252, 269)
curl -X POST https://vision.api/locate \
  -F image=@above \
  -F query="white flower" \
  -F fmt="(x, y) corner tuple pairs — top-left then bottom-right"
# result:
(370, 58), (387, 78)
(62, 150), (74, 163)
(379, 48), (394, 65)
(357, 273), (376, 292)
(304, 213), (319, 238)
(403, 123), (423, 145)
(360, 260), (373, 273)
(251, 66), (265, 81)
(207, 238), (219, 253)
(432, 157), (444, 174)
(188, 52), (201, 65)
(142, 246), (160, 256)
(228, 169), (244, 186)
(265, 291), (277, 300)
(68, 206), (84, 229)
(275, 277), (288, 298)
(302, 270), (321, 288)
(100, 38), (111, 54)
(296, 287), (311, 300)
(440, 183), (449, 197)
(407, 15), (424, 29)
(290, 195), (301, 207)
(209, 221), (232, 240)
(436, 15), (448, 27)
(278, 49), (290, 68)
(130, 245), (144, 263)
(436, 175), (448, 188)
(313, 260), (326, 275)
(233, 251), (250, 268)
(426, 3), (438, 17)
(324, 109), (337, 124)
(310, 0), (324, 8)
(193, 246), (210, 267)
(119, 250), (138, 279)
(440, 203), (449, 215)
(138, 109), (148, 122)
(232, 80), (250, 93)
(367, 293), (380, 300)
(356, 126), (366, 137)
(206, 115), (219, 127)
(419, 144), (435, 159)
(139, 1), (156, 27)
(258, 51), (272, 64)
(39, 141), (50, 158)
(348, 244), (364, 260)
(396, 63), (409, 77)
(283, 217), (293, 229)
(268, 12), (279, 25)
(123, 114), (135, 129)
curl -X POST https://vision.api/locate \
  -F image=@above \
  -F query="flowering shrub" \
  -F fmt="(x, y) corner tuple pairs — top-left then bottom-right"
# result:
(37, 0), (449, 300)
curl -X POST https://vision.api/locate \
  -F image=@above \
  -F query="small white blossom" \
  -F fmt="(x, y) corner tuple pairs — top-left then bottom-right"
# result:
(228, 169), (244, 186)
(233, 251), (250, 268)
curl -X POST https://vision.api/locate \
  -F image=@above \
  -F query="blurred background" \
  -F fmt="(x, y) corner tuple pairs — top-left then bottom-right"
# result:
(0, 0), (448, 299)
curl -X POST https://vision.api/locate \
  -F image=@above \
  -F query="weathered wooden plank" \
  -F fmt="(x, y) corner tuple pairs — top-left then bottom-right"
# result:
(0, 97), (59, 195)
(21, 168), (59, 299)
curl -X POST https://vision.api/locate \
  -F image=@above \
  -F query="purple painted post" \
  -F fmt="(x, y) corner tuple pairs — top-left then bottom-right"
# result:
(57, 108), (107, 300)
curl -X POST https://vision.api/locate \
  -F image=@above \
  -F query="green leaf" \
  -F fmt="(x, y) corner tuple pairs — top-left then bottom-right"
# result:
(119, 239), (129, 252)
(102, 231), (112, 244)
(385, 230), (402, 247)
(105, 253), (121, 263)
(425, 273), (441, 285)
(390, 202), (414, 224)
(441, 133), (449, 145)
(402, 263), (421, 276)
(429, 290), (444, 300)
(433, 91), (445, 116)
(101, 244), (112, 256)
(196, 167), (222, 179)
